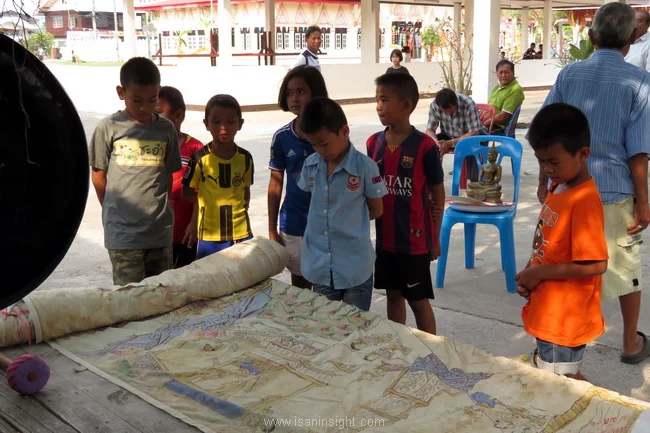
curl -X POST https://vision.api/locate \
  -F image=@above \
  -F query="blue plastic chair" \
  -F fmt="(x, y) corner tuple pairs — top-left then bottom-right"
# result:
(435, 135), (523, 293)
(504, 104), (522, 139)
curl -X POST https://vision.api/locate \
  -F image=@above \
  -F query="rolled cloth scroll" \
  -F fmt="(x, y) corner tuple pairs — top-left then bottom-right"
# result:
(0, 237), (288, 348)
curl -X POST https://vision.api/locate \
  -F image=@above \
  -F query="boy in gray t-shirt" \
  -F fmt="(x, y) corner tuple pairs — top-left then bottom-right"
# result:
(89, 57), (182, 286)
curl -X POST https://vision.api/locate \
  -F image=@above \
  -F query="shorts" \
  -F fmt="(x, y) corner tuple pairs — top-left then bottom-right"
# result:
(313, 274), (373, 311)
(172, 242), (197, 269)
(196, 235), (253, 259)
(535, 338), (585, 375)
(374, 249), (434, 302)
(108, 246), (172, 286)
(602, 197), (642, 300)
(280, 232), (303, 276)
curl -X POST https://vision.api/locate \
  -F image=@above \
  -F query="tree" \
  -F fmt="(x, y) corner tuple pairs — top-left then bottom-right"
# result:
(420, 24), (441, 60)
(174, 30), (188, 53)
(433, 17), (473, 96)
(27, 30), (55, 55)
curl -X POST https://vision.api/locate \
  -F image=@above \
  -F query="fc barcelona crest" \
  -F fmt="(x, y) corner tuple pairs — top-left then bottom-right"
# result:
(347, 175), (360, 192)
(401, 156), (414, 169)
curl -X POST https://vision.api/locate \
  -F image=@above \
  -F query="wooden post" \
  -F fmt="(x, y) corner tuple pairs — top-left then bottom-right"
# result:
(158, 33), (162, 65)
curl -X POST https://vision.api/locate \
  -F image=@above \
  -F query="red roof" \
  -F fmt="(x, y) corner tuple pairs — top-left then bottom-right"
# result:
(136, 0), (358, 11)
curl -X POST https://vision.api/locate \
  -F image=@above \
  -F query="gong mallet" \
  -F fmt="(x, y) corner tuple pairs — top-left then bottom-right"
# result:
(0, 353), (50, 394)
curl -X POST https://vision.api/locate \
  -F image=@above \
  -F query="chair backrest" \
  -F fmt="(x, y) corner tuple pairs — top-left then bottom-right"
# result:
(504, 104), (522, 138)
(452, 135), (523, 203)
(476, 103), (495, 134)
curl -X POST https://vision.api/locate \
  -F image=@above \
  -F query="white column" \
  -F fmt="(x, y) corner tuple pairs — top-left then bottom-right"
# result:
(122, 0), (136, 59)
(520, 6), (529, 58)
(463, 0), (473, 61)
(471, 0), (500, 102)
(543, 0), (552, 60)
(360, 0), (379, 64)
(453, 1), (461, 61)
(218, 0), (233, 66)
(264, 0), (275, 63)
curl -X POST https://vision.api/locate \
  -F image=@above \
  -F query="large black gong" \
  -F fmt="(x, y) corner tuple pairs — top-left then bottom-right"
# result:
(0, 35), (88, 309)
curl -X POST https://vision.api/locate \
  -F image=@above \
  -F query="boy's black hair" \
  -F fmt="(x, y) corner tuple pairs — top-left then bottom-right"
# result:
(299, 97), (347, 135)
(306, 25), (321, 39)
(495, 59), (515, 74)
(158, 86), (186, 113)
(390, 48), (403, 62)
(374, 73), (419, 112)
(528, 103), (590, 155)
(278, 65), (328, 111)
(119, 57), (161, 88)
(434, 88), (458, 109)
(204, 94), (242, 119)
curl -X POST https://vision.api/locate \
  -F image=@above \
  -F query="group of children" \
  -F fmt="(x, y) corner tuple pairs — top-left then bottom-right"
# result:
(90, 56), (608, 382)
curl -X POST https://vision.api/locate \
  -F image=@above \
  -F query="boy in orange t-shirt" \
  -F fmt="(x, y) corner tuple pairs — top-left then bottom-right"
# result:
(516, 103), (608, 381)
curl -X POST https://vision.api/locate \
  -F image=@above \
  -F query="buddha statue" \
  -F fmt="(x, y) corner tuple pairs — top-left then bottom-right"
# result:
(466, 143), (503, 203)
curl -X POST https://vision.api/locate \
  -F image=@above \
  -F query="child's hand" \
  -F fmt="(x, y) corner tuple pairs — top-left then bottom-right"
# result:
(269, 229), (285, 246)
(516, 284), (531, 300)
(430, 244), (441, 261)
(183, 223), (198, 247)
(514, 267), (543, 291)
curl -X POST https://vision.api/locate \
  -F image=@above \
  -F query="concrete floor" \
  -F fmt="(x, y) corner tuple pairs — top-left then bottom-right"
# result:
(40, 90), (650, 402)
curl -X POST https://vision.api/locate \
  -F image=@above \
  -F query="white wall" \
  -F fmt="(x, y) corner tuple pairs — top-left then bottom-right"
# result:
(47, 59), (555, 114)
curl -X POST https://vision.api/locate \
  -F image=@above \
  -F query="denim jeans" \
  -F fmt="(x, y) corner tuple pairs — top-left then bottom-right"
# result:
(312, 275), (373, 311)
(536, 338), (586, 375)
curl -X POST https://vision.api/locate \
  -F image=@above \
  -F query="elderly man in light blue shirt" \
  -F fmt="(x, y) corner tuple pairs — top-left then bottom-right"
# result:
(538, 2), (650, 364)
(297, 98), (386, 312)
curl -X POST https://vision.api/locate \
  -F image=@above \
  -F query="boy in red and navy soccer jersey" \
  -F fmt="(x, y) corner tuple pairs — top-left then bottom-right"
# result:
(367, 73), (445, 335)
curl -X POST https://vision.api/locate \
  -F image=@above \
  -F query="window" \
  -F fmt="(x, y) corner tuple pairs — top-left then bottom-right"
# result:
(198, 29), (207, 48)
(321, 27), (330, 49)
(254, 27), (264, 50)
(68, 16), (76, 28)
(53, 16), (63, 28)
(335, 28), (347, 50)
(380, 28), (385, 48)
(357, 29), (361, 49)
(276, 32), (284, 49)
(187, 30), (197, 50)
(294, 32), (301, 50)
(301, 33), (306, 49)
(284, 33), (289, 49)
(240, 28), (252, 50)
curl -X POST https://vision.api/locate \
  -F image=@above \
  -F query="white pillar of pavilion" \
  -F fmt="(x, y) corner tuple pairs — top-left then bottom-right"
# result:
(218, 0), (233, 66)
(453, 1), (462, 61)
(471, 0), (500, 102)
(520, 6), (529, 58)
(465, 0), (473, 43)
(543, 0), (552, 59)
(360, 0), (380, 64)
(122, 0), (136, 60)
(264, 0), (276, 64)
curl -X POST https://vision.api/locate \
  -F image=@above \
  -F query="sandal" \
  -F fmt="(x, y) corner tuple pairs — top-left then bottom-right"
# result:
(621, 331), (650, 364)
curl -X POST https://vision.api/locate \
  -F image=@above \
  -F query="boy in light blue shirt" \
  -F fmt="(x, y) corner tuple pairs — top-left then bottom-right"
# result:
(297, 97), (387, 311)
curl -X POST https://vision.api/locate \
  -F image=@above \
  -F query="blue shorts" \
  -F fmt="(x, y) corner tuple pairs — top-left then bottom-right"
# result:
(312, 275), (373, 312)
(535, 338), (586, 375)
(196, 235), (253, 259)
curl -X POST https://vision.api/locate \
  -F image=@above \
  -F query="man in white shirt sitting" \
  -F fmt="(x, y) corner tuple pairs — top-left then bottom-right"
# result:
(293, 26), (322, 71)
(625, 10), (650, 71)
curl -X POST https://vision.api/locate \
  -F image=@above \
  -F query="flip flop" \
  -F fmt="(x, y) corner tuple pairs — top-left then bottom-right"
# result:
(621, 331), (650, 364)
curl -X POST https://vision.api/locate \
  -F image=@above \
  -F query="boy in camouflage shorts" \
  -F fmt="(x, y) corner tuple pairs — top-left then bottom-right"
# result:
(89, 58), (182, 285)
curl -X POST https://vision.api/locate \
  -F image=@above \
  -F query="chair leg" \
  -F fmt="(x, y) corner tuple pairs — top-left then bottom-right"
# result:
(498, 221), (517, 293)
(464, 223), (476, 269)
(435, 219), (453, 288)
